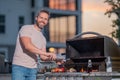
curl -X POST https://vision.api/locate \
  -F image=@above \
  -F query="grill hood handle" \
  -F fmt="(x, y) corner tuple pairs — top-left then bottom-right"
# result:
(73, 32), (103, 38)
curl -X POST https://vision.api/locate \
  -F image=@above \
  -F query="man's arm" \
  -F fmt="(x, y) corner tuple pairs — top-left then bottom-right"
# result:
(20, 36), (49, 56)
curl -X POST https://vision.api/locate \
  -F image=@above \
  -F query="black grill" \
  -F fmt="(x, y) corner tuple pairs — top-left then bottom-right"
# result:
(65, 32), (120, 72)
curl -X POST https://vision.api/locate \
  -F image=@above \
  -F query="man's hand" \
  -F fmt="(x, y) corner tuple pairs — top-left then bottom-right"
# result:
(47, 52), (56, 60)
(40, 55), (49, 61)
(40, 52), (56, 61)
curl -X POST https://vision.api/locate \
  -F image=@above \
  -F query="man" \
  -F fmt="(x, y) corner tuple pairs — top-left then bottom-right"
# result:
(12, 9), (56, 80)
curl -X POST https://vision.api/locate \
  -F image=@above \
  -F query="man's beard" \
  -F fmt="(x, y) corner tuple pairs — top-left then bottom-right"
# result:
(36, 21), (43, 29)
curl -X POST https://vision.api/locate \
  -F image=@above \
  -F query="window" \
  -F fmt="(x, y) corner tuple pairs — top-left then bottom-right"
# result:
(48, 47), (66, 55)
(19, 16), (24, 29)
(31, 0), (35, 8)
(49, 14), (76, 43)
(31, 12), (35, 24)
(0, 15), (5, 33)
(44, 0), (77, 11)
(57, 48), (66, 54)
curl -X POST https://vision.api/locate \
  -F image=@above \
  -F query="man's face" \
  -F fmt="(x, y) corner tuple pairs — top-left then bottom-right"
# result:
(36, 12), (49, 29)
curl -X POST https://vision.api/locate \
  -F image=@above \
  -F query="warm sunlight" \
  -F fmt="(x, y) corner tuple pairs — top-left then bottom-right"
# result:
(82, 0), (117, 38)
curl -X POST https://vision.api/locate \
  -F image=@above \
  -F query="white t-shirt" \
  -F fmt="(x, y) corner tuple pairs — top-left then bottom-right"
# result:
(12, 25), (46, 68)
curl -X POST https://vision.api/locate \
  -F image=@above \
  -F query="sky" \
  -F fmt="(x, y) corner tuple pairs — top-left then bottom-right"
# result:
(82, 0), (117, 39)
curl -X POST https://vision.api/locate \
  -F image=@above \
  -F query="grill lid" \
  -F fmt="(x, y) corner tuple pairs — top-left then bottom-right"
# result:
(66, 32), (120, 59)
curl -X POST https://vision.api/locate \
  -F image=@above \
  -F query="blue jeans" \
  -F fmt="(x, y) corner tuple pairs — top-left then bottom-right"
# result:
(12, 64), (37, 80)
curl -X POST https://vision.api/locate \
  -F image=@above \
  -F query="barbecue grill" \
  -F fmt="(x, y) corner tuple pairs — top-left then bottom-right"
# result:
(65, 32), (120, 72)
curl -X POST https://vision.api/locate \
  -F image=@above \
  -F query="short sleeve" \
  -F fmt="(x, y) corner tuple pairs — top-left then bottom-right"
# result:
(19, 25), (32, 37)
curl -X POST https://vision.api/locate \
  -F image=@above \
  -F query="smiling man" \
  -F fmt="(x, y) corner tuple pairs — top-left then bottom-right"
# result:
(12, 9), (56, 80)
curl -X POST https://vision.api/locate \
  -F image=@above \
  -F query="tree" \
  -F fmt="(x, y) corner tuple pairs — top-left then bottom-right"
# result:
(104, 0), (120, 39)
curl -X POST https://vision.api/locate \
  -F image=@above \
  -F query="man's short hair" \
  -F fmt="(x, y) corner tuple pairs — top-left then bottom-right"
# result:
(36, 9), (50, 17)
